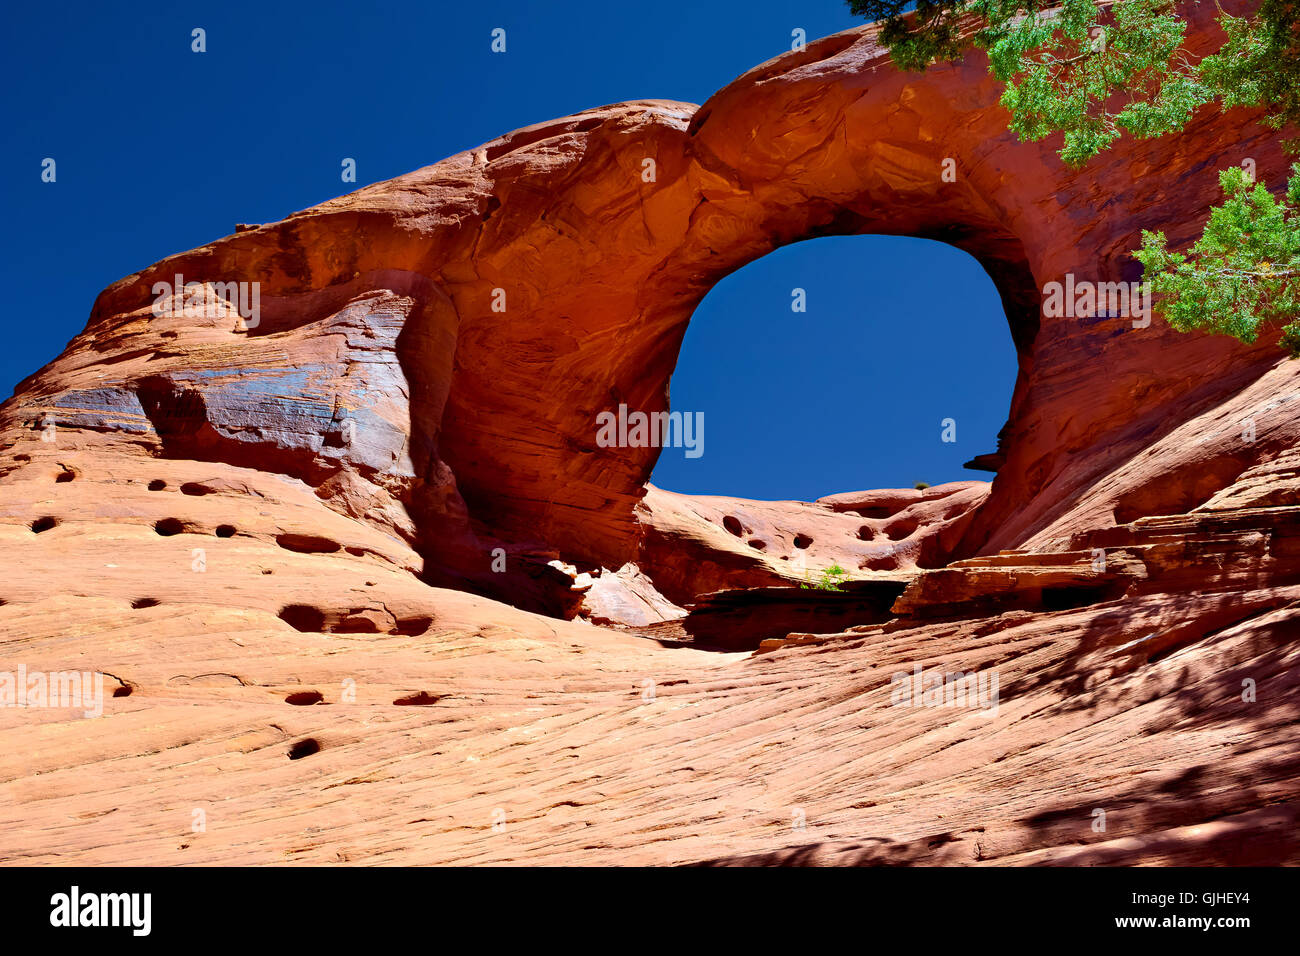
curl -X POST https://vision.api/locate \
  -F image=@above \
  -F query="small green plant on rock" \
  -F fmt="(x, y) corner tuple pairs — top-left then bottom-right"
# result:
(801, 563), (850, 591)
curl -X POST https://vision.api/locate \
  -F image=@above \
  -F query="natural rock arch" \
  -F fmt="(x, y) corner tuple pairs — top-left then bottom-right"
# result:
(420, 0), (1286, 596)
(3, 1), (1290, 613)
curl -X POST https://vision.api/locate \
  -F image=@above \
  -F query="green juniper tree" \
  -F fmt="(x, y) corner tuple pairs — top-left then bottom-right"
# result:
(846, 0), (1300, 353)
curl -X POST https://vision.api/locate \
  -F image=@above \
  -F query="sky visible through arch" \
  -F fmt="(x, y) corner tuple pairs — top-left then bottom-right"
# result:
(650, 236), (1016, 501)
(1, 0), (1014, 501)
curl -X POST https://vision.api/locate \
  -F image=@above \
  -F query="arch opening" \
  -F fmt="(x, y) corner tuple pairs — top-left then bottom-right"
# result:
(650, 235), (1020, 502)
(624, 233), (1029, 619)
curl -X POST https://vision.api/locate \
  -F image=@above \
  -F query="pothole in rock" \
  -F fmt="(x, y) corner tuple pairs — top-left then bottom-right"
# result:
(288, 738), (321, 760)
(394, 691), (444, 706)
(285, 691), (325, 706)
(276, 533), (342, 555)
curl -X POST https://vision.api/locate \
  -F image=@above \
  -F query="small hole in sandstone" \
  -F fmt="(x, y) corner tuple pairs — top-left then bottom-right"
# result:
(31, 516), (58, 534)
(112, 683), (133, 698)
(793, 534), (813, 549)
(857, 526), (875, 541)
(747, 539), (767, 551)
(147, 480), (167, 491)
(288, 738), (321, 760)
(180, 482), (211, 496)
(851, 507), (896, 520)
(395, 616), (433, 636)
(859, 555), (898, 571)
(279, 604), (326, 632)
(14, 454), (30, 462)
(276, 533), (342, 554)
(722, 515), (743, 536)
(215, 524), (236, 538)
(344, 546), (365, 557)
(131, 598), (160, 609)
(55, 469), (75, 483)
(154, 518), (185, 536)
(885, 518), (918, 541)
(285, 691), (324, 706)
(334, 615), (380, 634)
(394, 691), (443, 706)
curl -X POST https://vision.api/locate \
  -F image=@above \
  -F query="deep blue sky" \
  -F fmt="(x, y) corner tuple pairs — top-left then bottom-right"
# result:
(655, 236), (1014, 499)
(2, 0), (1015, 501)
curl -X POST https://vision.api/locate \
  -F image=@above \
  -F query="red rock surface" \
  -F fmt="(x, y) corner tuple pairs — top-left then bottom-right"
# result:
(1, 0), (1297, 865)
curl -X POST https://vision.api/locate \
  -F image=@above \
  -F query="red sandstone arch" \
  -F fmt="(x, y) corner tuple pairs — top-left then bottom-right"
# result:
(429, 0), (1287, 577)
(3, 0), (1290, 611)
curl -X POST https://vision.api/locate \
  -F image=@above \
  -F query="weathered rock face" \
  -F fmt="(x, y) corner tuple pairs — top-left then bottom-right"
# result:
(1, 1), (1297, 866)
(636, 481), (989, 605)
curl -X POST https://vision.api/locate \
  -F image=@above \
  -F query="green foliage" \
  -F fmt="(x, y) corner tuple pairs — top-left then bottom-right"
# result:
(1136, 165), (1300, 354)
(848, 0), (1235, 166)
(847, 0), (1300, 355)
(996, 0), (1210, 165)
(1200, 2), (1300, 152)
(800, 564), (850, 591)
